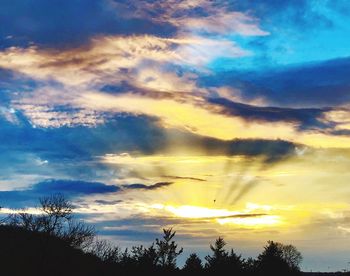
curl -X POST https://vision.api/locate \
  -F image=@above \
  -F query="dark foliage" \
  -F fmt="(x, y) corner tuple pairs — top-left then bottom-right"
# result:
(183, 253), (203, 274)
(255, 240), (302, 276)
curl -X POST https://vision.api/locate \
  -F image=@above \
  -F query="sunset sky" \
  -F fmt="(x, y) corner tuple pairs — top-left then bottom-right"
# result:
(1, 0), (350, 271)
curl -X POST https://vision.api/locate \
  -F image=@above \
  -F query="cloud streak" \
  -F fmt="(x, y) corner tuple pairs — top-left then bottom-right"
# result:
(122, 181), (174, 190)
(0, 179), (175, 208)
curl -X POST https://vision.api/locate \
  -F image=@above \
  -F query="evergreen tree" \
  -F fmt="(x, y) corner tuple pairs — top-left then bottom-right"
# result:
(256, 241), (299, 275)
(155, 228), (183, 270)
(183, 253), (203, 274)
(205, 237), (245, 274)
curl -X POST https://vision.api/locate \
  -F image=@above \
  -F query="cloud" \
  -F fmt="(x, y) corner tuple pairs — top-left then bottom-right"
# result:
(207, 97), (330, 131)
(0, 178), (176, 209)
(77, 92), (350, 147)
(94, 199), (123, 205)
(0, 34), (246, 90)
(0, 179), (120, 208)
(2, 2), (348, 148)
(0, 110), (305, 192)
(161, 175), (206, 182)
(33, 179), (119, 194)
(109, 0), (268, 36)
(201, 57), (350, 108)
(176, 11), (268, 36)
(122, 181), (174, 191)
(0, 36), (181, 86)
(0, 0), (268, 133)
(0, 34), (244, 128)
(0, 0), (175, 48)
(101, 138), (297, 167)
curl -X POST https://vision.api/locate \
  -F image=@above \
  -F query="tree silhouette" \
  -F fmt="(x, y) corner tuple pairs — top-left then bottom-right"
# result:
(256, 240), (301, 275)
(131, 244), (159, 269)
(205, 237), (228, 271)
(244, 257), (258, 274)
(183, 253), (203, 274)
(63, 220), (95, 249)
(205, 237), (227, 265)
(205, 237), (245, 274)
(155, 228), (183, 270)
(90, 239), (121, 263)
(8, 194), (95, 250)
(39, 194), (73, 234)
(228, 249), (245, 274)
(281, 244), (302, 271)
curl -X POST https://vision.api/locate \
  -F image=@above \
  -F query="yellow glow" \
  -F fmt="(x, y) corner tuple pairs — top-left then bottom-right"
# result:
(149, 204), (281, 228)
(162, 205), (241, 218)
(80, 92), (298, 139)
(217, 215), (281, 227)
(102, 153), (245, 165)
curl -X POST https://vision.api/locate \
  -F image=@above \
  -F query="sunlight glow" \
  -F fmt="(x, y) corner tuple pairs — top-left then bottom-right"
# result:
(151, 204), (281, 228)
(217, 215), (281, 227)
(162, 205), (240, 219)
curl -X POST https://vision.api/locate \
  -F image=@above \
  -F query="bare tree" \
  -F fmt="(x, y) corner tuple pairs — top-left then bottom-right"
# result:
(6, 194), (95, 251)
(62, 220), (95, 249)
(39, 194), (73, 235)
(90, 239), (121, 263)
(281, 244), (303, 271)
(11, 212), (43, 232)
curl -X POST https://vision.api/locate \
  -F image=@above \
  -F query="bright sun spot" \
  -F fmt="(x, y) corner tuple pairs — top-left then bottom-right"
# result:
(163, 205), (240, 218)
(151, 204), (282, 228)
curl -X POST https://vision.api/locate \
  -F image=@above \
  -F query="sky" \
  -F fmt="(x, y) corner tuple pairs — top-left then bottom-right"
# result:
(0, 0), (350, 272)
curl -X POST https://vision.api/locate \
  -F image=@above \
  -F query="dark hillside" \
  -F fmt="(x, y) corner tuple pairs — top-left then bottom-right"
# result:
(0, 225), (111, 276)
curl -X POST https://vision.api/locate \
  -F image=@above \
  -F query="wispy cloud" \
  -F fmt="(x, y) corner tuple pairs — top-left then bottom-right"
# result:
(122, 181), (174, 190)
(109, 0), (268, 36)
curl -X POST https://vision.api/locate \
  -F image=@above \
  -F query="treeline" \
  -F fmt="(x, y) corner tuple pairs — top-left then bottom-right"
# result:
(1, 194), (304, 276)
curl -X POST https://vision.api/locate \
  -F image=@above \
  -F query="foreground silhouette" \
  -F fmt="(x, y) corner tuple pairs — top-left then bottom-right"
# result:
(0, 195), (346, 276)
